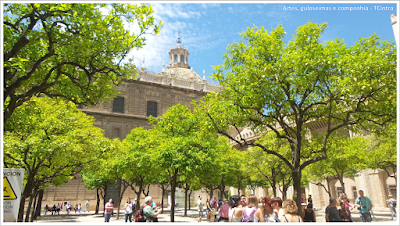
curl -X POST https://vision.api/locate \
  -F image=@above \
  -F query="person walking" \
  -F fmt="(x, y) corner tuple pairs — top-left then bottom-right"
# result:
(228, 195), (243, 222)
(355, 190), (373, 222)
(198, 196), (204, 222)
(84, 200), (90, 212)
(104, 199), (114, 222)
(387, 195), (397, 220)
(143, 196), (162, 222)
(302, 204), (316, 222)
(78, 203), (82, 214)
(241, 194), (264, 222)
(124, 199), (133, 222)
(280, 199), (302, 222)
(308, 194), (313, 206)
(44, 205), (49, 215)
(325, 197), (342, 222)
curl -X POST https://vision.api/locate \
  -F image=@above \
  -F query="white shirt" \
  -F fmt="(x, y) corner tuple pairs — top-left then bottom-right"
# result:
(125, 203), (133, 214)
(229, 207), (242, 222)
(278, 208), (285, 219)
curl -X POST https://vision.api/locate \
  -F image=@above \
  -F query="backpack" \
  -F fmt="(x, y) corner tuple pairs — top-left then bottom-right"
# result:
(209, 200), (214, 208)
(135, 205), (147, 222)
(392, 201), (397, 208)
(241, 207), (258, 222)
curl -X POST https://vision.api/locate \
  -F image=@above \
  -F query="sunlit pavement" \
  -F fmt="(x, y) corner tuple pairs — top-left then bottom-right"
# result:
(33, 208), (398, 223)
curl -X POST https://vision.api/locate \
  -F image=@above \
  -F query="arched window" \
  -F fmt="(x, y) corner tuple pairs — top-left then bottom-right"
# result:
(180, 54), (185, 64)
(174, 54), (178, 63)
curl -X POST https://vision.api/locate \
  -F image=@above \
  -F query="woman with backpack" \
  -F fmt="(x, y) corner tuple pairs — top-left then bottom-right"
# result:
(241, 194), (265, 222)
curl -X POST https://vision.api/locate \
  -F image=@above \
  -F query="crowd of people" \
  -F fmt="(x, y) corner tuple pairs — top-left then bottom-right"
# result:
(193, 189), (396, 223)
(46, 189), (396, 223)
(198, 194), (305, 223)
(45, 200), (89, 215)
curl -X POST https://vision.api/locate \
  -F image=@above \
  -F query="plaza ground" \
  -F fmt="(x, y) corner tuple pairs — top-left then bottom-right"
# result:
(33, 207), (398, 223)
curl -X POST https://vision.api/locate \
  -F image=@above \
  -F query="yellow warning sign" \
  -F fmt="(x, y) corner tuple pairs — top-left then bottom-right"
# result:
(3, 177), (17, 200)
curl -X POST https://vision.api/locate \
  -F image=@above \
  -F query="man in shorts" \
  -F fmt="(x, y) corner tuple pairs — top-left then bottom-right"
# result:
(355, 190), (373, 222)
(198, 196), (203, 222)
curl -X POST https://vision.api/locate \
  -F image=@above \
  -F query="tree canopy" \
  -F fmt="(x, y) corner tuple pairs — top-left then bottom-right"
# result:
(4, 3), (162, 124)
(201, 21), (396, 214)
(3, 96), (108, 221)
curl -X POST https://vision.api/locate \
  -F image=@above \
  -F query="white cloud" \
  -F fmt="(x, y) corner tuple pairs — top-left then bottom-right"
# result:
(228, 6), (234, 13)
(120, 3), (224, 73)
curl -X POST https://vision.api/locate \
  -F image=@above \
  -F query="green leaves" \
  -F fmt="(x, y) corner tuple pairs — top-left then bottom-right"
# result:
(4, 96), (107, 192)
(4, 3), (162, 125)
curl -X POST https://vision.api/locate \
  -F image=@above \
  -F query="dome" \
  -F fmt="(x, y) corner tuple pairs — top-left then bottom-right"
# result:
(162, 67), (203, 82)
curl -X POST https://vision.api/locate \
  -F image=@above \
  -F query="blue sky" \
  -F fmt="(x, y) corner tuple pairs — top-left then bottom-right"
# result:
(128, 2), (398, 83)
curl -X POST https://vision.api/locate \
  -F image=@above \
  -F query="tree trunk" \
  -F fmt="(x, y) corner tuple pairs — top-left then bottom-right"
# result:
(188, 190), (192, 210)
(18, 180), (34, 222)
(24, 195), (34, 222)
(292, 169), (302, 216)
(116, 182), (129, 220)
(18, 196), (26, 222)
(135, 184), (143, 211)
(102, 185), (108, 216)
(95, 188), (100, 214)
(282, 185), (289, 201)
(33, 189), (44, 220)
(170, 169), (178, 222)
(161, 187), (165, 213)
(339, 176), (346, 196)
(30, 192), (38, 222)
(184, 185), (188, 217)
(326, 178), (332, 198)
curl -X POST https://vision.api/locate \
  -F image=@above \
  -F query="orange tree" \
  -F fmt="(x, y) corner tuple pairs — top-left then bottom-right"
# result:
(201, 21), (396, 214)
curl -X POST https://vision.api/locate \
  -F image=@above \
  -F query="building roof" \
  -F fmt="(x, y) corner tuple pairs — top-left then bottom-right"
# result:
(162, 67), (203, 82)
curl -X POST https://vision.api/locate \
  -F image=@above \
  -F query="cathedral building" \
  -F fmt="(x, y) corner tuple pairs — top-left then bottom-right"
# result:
(39, 37), (221, 211)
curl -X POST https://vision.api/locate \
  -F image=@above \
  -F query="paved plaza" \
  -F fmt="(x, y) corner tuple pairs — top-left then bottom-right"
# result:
(33, 208), (397, 223)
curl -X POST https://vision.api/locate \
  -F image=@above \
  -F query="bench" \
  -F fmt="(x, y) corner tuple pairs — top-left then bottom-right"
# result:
(45, 207), (61, 215)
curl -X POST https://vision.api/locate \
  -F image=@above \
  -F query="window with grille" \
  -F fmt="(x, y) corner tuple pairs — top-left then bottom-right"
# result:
(147, 101), (157, 117)
(112, 97), (124, 113)
(174, 54), (178, 63)
(180, 54), (184, 64)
